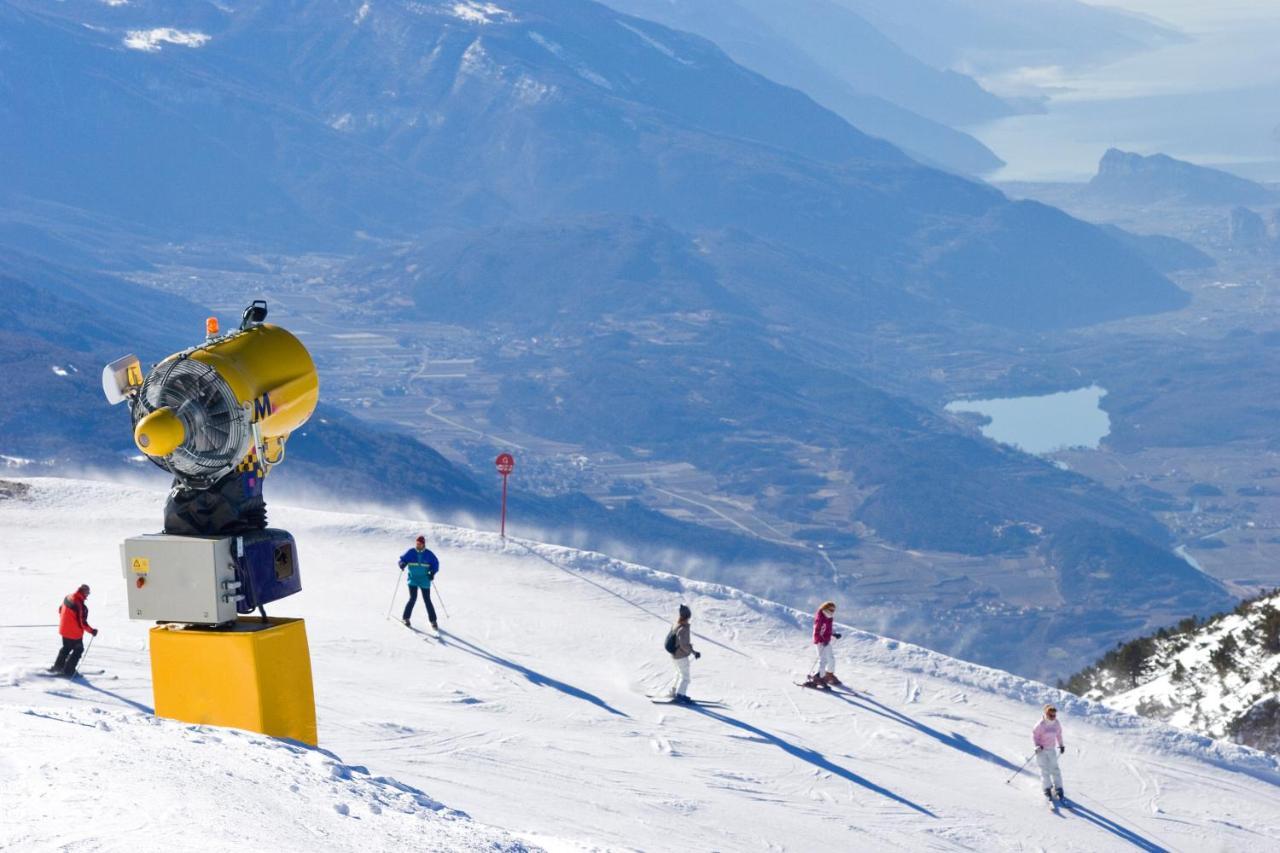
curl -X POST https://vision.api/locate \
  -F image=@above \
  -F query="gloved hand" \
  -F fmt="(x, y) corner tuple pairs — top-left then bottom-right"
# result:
(834, 632), (843, 639)
(1036, 745), (1043, 752)
(693, 651), (701, 660)
(1058, 745), (1065, 755)
(91, 628), (99, 636)
(430, 570), (438, 580)
(399, 564), (405, 572)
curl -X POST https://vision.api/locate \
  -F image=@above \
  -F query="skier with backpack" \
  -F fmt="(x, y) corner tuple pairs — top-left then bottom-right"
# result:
(399, 535), (440, 632)
(662, 604), (700, 704)
(50, 584), (97, 678)
(1033, 704), (1067, 804)
(802, 600), (842, 689)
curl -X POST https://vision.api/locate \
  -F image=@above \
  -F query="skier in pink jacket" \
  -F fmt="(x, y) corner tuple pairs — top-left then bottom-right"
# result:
(803, 601), (842, 689)
(1033, 704), (1066, 803)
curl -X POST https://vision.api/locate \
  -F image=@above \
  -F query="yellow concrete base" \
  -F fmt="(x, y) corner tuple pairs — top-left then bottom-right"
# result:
(149, 617), (317, 746)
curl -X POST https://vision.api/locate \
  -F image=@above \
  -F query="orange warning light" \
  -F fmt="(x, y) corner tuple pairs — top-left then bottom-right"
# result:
(206, 317), (220, 337)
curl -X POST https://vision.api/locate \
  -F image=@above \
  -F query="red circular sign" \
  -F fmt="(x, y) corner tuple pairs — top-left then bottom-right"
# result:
(495, 453), (515, 475)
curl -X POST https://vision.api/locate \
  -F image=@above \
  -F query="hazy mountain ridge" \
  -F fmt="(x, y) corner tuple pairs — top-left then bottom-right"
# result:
(601, 0), (1008, 174)
(837, 0), (1185, 75)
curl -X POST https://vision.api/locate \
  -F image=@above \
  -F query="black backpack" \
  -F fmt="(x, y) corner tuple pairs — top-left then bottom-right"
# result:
(663, 628), (678, 654)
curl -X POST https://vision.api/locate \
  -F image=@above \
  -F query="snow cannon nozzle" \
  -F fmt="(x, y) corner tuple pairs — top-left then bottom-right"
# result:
(241, 299), (268, 330)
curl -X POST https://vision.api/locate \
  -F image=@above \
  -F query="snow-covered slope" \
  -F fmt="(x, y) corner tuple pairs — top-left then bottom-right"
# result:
(3, 477), (1280, 851)
(1067, 590), (1280, 755)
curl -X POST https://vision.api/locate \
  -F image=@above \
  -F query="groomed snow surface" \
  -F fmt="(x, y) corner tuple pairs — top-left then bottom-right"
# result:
(3, 478), (1280, 851)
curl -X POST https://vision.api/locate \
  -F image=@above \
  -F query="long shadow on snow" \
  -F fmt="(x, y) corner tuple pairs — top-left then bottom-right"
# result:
(41, 674), (156, 716)
(688, 704), (936, 818)
(1067, 801), (1168, 853)
(440, 630), (629, 718)
(830, 692), (1019, 773)
(77, 679), (155, 715)
(511, 541), (749, 659)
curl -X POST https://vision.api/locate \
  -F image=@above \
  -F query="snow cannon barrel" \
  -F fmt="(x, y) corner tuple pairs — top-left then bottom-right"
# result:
(107, 301), (318, 490)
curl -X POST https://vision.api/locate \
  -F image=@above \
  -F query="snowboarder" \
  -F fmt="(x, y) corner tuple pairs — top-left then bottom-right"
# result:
(803, 600), (842, 689)
(399, 535), (440, 631)
(1033, 704), (1066, 803)
(51, 584), (97, 677)
(665, 604), (700, 704)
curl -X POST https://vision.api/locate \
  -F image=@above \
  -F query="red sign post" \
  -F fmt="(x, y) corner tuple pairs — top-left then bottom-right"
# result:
(495, 452), (515, 538)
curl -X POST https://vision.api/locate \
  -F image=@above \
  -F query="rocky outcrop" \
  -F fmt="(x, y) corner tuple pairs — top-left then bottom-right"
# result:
(1231, 696), (1280, 754)
(1085, 148), (1276, 205)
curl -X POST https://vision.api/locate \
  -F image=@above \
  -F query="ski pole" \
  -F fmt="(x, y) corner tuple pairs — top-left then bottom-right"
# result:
(1005, 753), (1036, 784)
(432, 581), (450, 619)
(80, 634), (96, 667)
(385, 569), (402, 619)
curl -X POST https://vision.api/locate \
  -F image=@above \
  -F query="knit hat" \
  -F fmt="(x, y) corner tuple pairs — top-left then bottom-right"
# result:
(78, 584), (91, 595)
(820, 600), (836, 612)
(678, 604), (692, 620)
(415, 534), (426, 545)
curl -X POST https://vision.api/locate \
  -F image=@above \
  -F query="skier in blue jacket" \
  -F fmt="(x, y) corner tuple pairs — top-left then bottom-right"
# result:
(399, 534), (440, 630)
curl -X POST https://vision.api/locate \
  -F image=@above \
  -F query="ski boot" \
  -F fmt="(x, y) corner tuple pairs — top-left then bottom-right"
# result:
(1054, 787), (1065, 802)
(674, 694), (693, 705)
(402, 618), (411, 627)
(824, 673), (843, 687)
(1043, 787), (1054, 803)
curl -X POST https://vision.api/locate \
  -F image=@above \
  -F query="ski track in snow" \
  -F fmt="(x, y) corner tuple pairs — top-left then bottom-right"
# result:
(2, 477), (1280, 851)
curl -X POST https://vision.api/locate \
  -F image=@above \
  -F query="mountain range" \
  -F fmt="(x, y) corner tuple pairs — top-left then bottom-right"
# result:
(0, 0), (1222, 680)
(839, 0), (1185, 75)
(601, 0), (1011, 175)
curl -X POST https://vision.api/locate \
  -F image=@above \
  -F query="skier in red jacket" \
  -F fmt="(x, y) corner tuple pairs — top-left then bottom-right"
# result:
(803, 600), (842, 689)
(51, 584), (97, 677)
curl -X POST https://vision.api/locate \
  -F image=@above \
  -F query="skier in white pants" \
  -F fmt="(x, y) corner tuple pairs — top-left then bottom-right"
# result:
(803, 600), (842, 688)
(666, 604), (700, 704)
(1032, 704), (1066, 802)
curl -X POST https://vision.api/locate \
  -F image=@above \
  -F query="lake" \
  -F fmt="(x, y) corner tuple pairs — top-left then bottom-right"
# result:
(967, 3), (1280, 182)
(945, 385), (1111, 454)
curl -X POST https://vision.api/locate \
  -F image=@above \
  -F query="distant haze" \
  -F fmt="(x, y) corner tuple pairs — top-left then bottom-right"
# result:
(972, 2), (1280, 181)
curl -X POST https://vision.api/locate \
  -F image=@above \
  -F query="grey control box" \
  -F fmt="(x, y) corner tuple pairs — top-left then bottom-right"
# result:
(121, 534), (243, 624)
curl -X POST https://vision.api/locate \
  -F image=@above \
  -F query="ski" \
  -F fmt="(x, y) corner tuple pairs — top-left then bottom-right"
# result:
(35, 668), (104, 678)
(795, 681), (862, 695)
(648, 696), (728, 708)
(398, 620), (441, 640)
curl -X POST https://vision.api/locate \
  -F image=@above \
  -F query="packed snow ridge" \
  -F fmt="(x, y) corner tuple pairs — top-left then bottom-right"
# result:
(3, 477), (1280, 851)
(122, 28), (211, 52)
(0, 706), (531, 851)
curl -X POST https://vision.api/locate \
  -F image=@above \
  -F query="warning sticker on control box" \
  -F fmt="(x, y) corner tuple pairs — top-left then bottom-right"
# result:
(131, 557), (150, 574)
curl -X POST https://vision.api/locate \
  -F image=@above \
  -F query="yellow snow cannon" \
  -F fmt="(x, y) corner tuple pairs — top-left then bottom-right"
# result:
(102, 300), (320, 745)
(104, 300), (318, 489)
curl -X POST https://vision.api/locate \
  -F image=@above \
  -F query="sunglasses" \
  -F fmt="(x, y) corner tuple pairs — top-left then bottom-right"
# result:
(1046, 709), (1058, 716)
